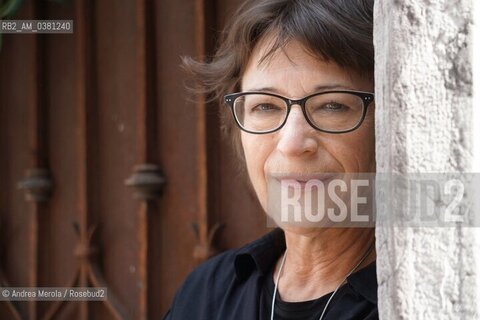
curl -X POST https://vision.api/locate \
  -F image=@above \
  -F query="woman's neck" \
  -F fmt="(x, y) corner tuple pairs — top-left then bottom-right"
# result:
(273, 227), (375, 302)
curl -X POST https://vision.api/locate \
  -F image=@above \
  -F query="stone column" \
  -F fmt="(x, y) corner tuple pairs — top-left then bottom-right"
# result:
(374, 0), (480, 319)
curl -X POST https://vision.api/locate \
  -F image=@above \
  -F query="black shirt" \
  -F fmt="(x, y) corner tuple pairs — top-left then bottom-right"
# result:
(164, 228), (378, 320)
(260, 265), (333, 320)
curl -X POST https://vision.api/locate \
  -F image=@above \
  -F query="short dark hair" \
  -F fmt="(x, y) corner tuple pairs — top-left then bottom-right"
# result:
(184, 0), (374, 158)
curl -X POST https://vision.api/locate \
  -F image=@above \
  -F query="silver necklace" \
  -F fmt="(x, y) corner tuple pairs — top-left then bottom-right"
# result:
(270, 241), (375, 320)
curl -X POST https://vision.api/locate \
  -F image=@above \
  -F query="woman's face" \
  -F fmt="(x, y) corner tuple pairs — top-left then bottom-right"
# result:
(240, 38), (375, 213)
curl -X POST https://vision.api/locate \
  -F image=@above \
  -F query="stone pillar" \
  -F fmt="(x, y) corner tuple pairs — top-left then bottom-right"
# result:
(374, 0), (480, 319)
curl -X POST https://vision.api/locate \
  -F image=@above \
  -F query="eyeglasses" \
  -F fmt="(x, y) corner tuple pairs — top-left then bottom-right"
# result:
(224, 90), (374, 134)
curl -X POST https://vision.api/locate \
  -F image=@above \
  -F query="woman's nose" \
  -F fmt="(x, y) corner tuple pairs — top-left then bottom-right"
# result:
(276, 106), (319, 157)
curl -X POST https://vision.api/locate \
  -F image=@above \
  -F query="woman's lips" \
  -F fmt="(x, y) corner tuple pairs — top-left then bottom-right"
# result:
(269, 172), (339, 181)
(269, 173), (340, 190)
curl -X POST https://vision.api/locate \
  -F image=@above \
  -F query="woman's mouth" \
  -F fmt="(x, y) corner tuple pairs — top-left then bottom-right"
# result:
(268, 173), (340, 191)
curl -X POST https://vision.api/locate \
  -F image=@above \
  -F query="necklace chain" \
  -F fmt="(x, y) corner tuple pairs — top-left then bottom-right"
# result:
(270, 241), (375, 320)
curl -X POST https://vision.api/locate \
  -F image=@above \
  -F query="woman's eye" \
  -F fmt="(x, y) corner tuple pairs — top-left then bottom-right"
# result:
(251, 104), (281, 112)
(317, 102), (349, 112)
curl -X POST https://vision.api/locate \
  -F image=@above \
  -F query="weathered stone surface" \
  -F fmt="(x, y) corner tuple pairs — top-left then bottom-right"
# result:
(374, 0), (479, 319)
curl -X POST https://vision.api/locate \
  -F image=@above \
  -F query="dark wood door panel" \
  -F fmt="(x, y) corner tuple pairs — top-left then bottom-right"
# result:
(0, 0), (267, 319)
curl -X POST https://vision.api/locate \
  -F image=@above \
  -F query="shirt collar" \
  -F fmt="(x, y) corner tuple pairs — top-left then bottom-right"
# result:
(234, 228), (285, 280)
(347, 261), (377, 303)
(233, 228), (377, 303)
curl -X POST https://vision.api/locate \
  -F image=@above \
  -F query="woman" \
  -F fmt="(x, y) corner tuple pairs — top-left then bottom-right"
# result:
(165, 0), (377, 319)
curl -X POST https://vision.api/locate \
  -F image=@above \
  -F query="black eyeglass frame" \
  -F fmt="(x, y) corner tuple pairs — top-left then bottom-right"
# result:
(224, 90), (375, 134)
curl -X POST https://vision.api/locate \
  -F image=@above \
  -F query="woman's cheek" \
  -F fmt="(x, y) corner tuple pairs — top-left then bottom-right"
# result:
(242, 135), (271, 209)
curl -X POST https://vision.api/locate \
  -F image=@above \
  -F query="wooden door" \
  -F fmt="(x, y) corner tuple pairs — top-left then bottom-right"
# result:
(0, 0), (266, 319)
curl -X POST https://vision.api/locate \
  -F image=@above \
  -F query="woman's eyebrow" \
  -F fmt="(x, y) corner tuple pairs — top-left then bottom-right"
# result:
(244, 86), (279, 93)
(313, 84), (356, 91)
(244, 84), (356, 94)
